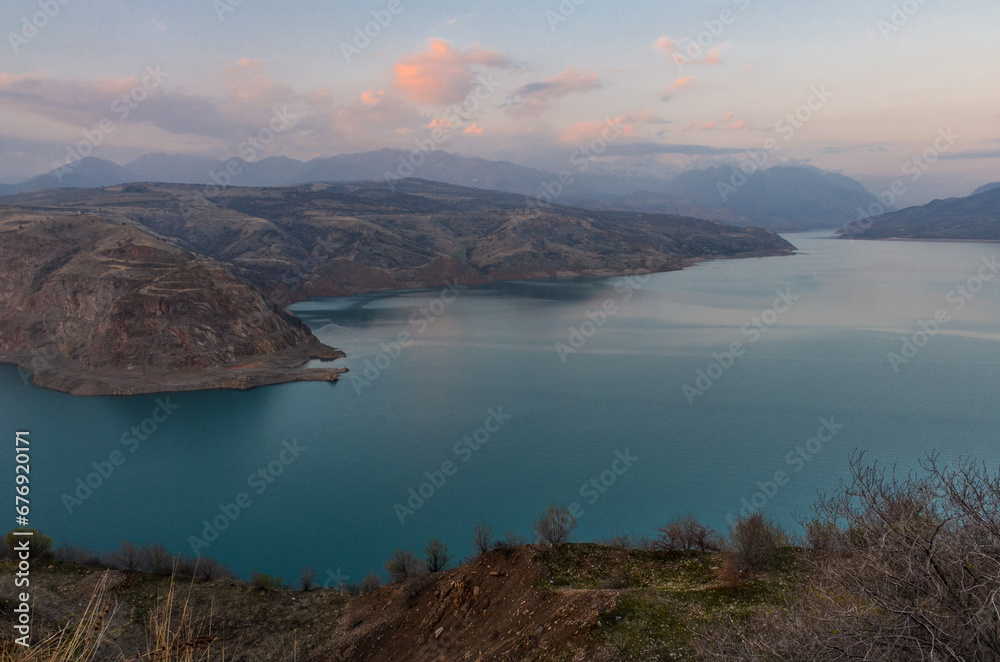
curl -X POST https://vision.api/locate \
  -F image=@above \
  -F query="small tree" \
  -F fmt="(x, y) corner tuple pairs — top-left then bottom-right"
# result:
(533, 504), (577, 545)
(4, 528), (53, 559)
(472, 523), (494, 556)
(385, 549), (423, 582)
(424, 538), (453, 572)
(299, 566), (317, 591)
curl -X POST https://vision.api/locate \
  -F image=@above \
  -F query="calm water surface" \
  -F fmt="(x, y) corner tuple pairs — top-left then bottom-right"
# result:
(2, 232), (998, 582)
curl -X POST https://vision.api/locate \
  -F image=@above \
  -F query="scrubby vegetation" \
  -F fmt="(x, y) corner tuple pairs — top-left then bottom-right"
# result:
(4, 452), (999, 661)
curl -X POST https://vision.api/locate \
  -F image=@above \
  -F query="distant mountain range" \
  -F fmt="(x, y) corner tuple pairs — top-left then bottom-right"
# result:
(973, 182), (1000, 196)
(0, 149), (890, 231)
(846, 186), (1000, 240)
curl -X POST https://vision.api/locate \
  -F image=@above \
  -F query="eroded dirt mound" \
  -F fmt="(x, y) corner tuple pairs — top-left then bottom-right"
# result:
(328, 546), (619, 661)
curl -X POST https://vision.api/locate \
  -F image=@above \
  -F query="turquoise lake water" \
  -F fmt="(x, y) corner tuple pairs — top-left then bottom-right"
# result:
(2, 232), (999, 583)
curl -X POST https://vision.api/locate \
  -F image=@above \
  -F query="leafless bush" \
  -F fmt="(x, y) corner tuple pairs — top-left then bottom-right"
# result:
(472, 522), (494, 556)
(140, 542), (174, 576)
(194, 555), (236, 581)
(359, 573), (383, 594)
(385, 549), (423, 582)
(299, 566), (317, 591)
(697, 452), (1000, 661)
(655, 516), (719, 552)
(110, 541), (141, 571)
(533, 504), (577, 545)
(54, 544), (103, 566)
(493, 529), (526, 551)
(424, 538), (453, 572)
(726, 512), (787, 573)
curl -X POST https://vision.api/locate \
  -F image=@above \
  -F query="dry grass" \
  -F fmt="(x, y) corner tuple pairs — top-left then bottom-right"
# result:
(2, 570), (223, 662)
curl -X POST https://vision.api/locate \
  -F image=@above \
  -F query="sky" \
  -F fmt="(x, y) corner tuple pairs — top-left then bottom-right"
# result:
(0, 0), (997, 205)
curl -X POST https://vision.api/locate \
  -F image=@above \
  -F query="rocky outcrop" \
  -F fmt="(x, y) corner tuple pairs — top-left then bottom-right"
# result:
(0, 208), (345, 395)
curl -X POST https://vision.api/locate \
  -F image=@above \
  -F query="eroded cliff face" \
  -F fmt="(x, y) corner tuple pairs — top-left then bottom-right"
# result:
(0, 209), (344, 395)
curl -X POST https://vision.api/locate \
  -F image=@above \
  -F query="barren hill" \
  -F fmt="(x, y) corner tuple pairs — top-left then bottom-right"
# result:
(0, 208), (345, 395)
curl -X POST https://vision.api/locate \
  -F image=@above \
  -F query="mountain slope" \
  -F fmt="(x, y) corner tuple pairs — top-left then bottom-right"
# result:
(0, 207), (345, 395)
(973, 182), (1000, 196)
(3, 179), (796, 304)
(660, 165), (886, 231)
(846, 186), (1000, 240)
(15, 157), (140, 192)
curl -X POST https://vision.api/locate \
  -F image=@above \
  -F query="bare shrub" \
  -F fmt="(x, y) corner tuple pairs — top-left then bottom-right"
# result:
(140, 542), (174, 576)
(698, 452), (1000, 661)
(472, 522), (494, 556)
(110, 541), (141, 571)
(533, 504), (577, 545)
(423, 538), (453, 572)
(385, 549), (423, 582)
(359, 573), (383, 594)
(493, 529), (526, 551)
(250, 571), (284, 590)
(726, 512), (787, 573)
(299, 566), (317, 591)
(654, 516), (719, 552)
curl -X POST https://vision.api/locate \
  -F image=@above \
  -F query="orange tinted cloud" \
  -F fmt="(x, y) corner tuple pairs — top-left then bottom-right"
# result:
(464, 123), (484, 135)
(224, 58), (265, 73)
(392, 39), (511, 105)
(654, 37), (678, 57)
(672, 76), (698, 90)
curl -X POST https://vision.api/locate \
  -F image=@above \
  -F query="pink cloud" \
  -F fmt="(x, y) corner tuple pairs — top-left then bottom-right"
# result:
(672, 76), (698, 91)
(223, 58), (265, 73)
(464, 123), (484, 135)
(654, 37), (678, 57)
(392, 39), (511, 105)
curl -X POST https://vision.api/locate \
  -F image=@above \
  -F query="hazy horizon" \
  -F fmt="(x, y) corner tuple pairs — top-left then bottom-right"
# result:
(1, 0), (998, 205)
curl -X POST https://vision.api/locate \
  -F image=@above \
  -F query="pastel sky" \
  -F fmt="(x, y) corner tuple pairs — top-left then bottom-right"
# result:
(0, 0), (997, 204)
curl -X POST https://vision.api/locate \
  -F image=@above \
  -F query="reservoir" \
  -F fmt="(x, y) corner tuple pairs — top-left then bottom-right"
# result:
(3, 232), (998, 583)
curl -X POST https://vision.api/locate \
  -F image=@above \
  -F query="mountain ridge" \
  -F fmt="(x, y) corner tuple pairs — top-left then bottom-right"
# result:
(2, 150), (887, 231)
